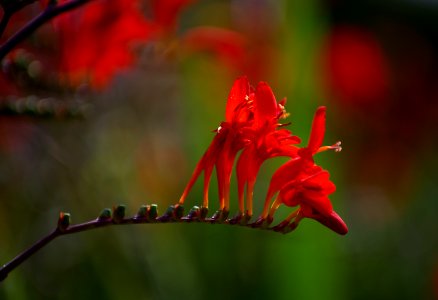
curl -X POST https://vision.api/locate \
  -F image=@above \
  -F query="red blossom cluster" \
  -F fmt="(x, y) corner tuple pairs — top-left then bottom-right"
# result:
(178, 77), (348, 235)
(54, 0), (195, 89)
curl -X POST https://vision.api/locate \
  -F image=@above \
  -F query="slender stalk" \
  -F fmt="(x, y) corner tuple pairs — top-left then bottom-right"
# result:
(0, 0), (93, 61)
(0, 0), (41, 39)
(0, 12), (11, 39)
(0, 229), (59, 282)
(0, 204), (288, 282)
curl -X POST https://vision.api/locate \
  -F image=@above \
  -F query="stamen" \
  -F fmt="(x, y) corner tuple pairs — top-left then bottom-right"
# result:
(277, 122), (291, 128)
(316, 141), (342, 153)
(277, 103), (290, 119)
(268, 196), (283, 219)
(284, 208), (300, 222)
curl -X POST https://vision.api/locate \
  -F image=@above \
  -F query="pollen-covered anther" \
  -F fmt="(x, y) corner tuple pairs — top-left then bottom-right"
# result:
(316, 141), (342, 153)
(330, 141), (342, 152)
(278, 104), (290, 119)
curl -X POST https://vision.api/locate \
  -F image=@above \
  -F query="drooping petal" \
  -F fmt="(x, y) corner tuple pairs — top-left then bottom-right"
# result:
(300, 194), (334, 217)
(307, 106), (326, 153)
(225, 77), (250, 123)
(254, 82), (278, 129)
(312, 210), (349, 235)
(179, 129), (226, 205)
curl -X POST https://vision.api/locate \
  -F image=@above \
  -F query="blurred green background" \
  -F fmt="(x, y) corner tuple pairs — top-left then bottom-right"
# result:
(1, 0), (438, 299)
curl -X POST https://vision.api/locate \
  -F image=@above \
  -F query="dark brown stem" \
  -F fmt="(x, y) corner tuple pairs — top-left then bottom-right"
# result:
(0, 11), (11, 39)
(0, 0), (92, 61)
(0, 0), (40, 38)
(0, 229), (59, 282)
(0, 206), (287, 282)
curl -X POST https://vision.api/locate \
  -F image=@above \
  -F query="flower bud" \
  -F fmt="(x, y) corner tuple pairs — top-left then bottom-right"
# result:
(149, 204), (158, 220)
(98, 208), (112, 221)
(112, 205), (126, 224)
(57, 212), (71, 232)
(136, 205), (148, 219)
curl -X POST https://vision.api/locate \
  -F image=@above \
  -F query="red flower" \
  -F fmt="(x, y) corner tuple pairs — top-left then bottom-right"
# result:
(322, 26), (390, 106)
(179, 79), (347, 234)
(258, 107), (347, 234)
(235, 82), (300, 218)
(56, 0), (153, 89)
(178, 77), (253, 215)
(275, 166), (348, 235)
(150, 0), (195, 35)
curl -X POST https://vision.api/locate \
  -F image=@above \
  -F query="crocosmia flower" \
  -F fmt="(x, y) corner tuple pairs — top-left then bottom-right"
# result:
(56, 0), (152, 89)
(178, 77), (253, 217)
(235, 82), (300, 219)
(179, 78), (347, 234)
(258, 107), (347, 234)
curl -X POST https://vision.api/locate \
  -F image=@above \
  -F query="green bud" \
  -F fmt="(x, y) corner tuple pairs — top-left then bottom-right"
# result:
(136, 205), (148, 219)
(200, 206), (208, 219)
(149, 204), (158, 220)
(57, 212), (71, 232)
(187, 206), (200, 219)
(174, 205), (184, 219)
(112, 205), (126, 223)
(164, 205), (175, 216)
(99, 208), (112, 220)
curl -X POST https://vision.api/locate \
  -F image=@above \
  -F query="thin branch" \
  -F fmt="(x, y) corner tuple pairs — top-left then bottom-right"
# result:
(0, 0), (40, 38)
(0, 12), (11, 38)
(0, 204), (294, 282)
(0, 0), (92, 61)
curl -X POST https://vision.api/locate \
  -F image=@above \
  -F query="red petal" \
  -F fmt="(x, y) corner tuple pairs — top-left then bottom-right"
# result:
(265, 157), (306, 201)
(179, 131), (225, 203)
(302, 171), (336, 195)
(307, 106), (326, 153)
(279, 188), (298, 207)
(254, 82), (278, 128)
(301, 194), (333, 216)
(225, 77), (250, 123)
(236, 145), (261, 198)
(152, 0), (194, 33)
(314, 210), (348, 235)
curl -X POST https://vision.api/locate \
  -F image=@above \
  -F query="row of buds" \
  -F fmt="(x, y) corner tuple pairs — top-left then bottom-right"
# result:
(56, 203), (315, 234)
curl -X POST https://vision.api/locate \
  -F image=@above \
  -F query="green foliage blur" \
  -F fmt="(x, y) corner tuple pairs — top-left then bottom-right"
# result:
(1, 0), (438, 299)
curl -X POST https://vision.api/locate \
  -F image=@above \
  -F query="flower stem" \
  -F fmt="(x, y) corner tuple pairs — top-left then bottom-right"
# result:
(0, 203), (293, 282)
(0, 0), (93, 61)
(0, 229), (59, 282)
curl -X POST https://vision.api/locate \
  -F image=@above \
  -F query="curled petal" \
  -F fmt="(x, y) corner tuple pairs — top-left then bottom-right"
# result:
(307, 106), (326, 153)
(301, 171), (336, 195)
(312, 210), (349, 235)
(299, 194), (334, 217)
